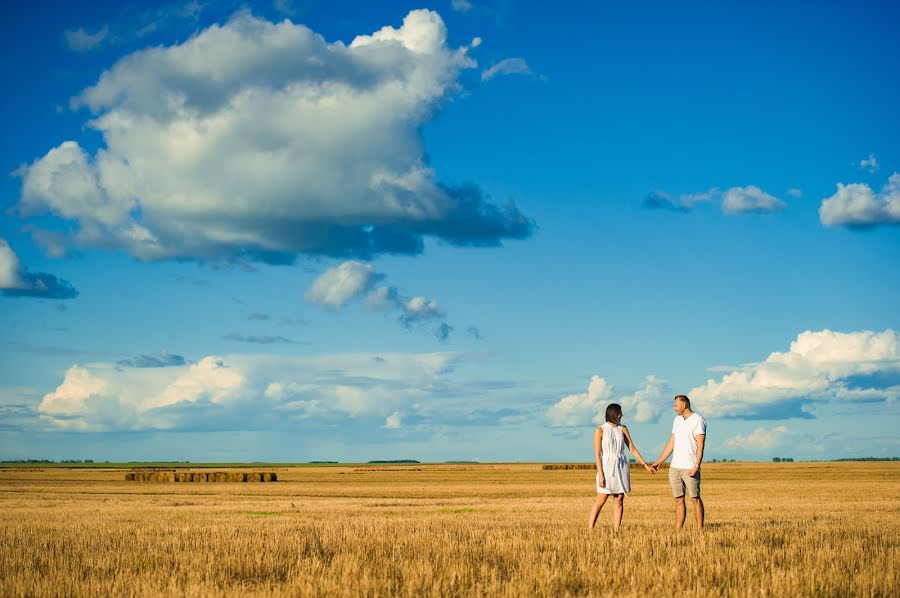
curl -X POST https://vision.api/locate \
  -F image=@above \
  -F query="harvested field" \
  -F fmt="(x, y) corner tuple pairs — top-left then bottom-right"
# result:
(0, 462), (897, 597)
(125, 471), (277, 483)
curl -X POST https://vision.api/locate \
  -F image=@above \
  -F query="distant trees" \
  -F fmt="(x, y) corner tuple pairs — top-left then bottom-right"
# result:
(772, 457), (794, 462)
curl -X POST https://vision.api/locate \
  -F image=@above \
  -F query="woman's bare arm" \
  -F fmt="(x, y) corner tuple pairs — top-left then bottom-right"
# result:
(622, 426), (653, 472)
(594, 426), (604, 486)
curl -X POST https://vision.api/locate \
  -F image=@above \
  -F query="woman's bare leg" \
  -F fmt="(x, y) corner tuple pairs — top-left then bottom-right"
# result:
(587, 494), (608, 529)
(613, 494), (625, 531)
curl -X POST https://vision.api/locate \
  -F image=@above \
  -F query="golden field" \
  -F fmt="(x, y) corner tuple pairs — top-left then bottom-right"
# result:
(0, 462), (897, 597)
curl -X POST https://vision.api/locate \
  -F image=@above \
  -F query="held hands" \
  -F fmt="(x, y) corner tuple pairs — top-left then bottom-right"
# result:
(642, 463), (655, 474)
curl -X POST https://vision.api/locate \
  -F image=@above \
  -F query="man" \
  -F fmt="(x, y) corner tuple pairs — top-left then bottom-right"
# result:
(651, 395), (706, 529)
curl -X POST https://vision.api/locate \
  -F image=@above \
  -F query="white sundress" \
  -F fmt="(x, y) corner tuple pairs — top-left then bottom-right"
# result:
(595, 422), (631, 495)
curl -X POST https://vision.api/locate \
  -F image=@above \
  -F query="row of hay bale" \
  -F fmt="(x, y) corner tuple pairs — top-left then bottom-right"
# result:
(542, 463), (669, 470)
(125, 471), (277, 482)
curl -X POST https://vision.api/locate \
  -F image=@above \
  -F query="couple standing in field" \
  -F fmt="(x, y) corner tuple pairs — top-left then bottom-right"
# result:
(587, 395), (706, 531)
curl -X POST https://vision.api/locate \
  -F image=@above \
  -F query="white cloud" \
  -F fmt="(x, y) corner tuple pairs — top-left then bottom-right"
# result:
(818, 173), (900, 227)
(787, 188), (803, 198)
(616, 375), (666, 423)
(680, 188), (719, 210)
(384, 411), (403, 429)
(723, 426), (789, 451)
(721, 185), (786, 214)
(859, 153), (879, 174)
(304, 260), (450, 338)
(546, 375), (613, 427)
(481, 57), (532, 81)
(305, 261), (382, 309)
(451, 0), (473, 12)
(36, 351), (463, 431)
(20, 10), (532, 263)
(689, 329), (900, 418)
(0, 238), (78, 299)
(64, 26), (110, 52)
(0, 238), (25, 289)
(140, 357), (243, 410)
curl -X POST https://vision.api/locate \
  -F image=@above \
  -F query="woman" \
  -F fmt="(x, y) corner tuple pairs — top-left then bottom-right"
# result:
(587, 403), (653, 530)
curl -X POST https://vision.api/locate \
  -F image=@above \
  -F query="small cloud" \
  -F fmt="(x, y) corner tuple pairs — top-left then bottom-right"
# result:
(482, 58), (533, 81)
(466, 326), (482, 340)
(247, 312), (270, 321)
(273, 0), (297, 15)
(819, 173), (900, 228)
(305, 261), (383, 310)
(223, 333), (299, 345)
(0, 238), (78, 300)
(787, 188), (803, 198)
(384, 411), (403, 429)
(365, 285), (449, 339)
(434, 323), (453, 342)
(118, 351), (187, 368)
(452, 0), (473, 12)
(643, 191), (684, 212)
(859, 154), (879, 174)
(721, 186), (786, 214)
(643, 188), (718, 212)
(64, 25), (110, 52)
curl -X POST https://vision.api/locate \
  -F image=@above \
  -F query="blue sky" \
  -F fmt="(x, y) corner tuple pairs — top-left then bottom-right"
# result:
(1, 0), (898, 462)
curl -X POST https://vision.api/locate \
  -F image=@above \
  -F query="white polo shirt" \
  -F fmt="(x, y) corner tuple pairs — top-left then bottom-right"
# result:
(671, 412), (707, 469)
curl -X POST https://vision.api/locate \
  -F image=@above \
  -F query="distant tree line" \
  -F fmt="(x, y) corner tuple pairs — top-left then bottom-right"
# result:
(0, 459), (97, 463)
(772, 457), (795, 462)
(833, 457), (899, 462)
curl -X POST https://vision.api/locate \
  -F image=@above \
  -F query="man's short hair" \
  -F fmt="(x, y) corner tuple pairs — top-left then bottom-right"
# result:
(674, 395), (691, 408)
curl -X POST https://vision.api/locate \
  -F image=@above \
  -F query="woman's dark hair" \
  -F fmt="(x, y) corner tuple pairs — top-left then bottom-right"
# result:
(605, 403), (623, 423)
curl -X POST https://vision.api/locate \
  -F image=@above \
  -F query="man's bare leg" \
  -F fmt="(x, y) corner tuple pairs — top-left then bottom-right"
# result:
(691, 497), (704, 528)
(675, 497), (686, 529)
(613, 494), (625, 531)
(588, 494), (608, 529)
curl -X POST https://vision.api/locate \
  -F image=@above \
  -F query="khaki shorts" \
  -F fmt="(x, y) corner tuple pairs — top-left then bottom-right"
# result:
(669, 467), (701, 499)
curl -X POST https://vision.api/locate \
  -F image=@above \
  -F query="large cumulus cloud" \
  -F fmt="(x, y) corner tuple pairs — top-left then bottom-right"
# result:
(689, 329), (900, 418)
(17, 10), (533, 263)
(36, 351), (463, 431)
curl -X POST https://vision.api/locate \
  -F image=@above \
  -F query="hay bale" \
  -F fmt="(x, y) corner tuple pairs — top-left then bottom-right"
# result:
(236, 472), (248, 482)
(262, 472), (277, 482)
(176, 472), (189, 482)
(135, 472), (146, 481)
(247, 472), (261, 482)
(163, 472), (176, 483)
(125, 472), (135, 481)
(192, 472), (205, 482)
(214, 472), (227, 482)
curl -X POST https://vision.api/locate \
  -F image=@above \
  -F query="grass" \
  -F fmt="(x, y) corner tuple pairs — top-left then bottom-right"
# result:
(0, 462), (897, 596)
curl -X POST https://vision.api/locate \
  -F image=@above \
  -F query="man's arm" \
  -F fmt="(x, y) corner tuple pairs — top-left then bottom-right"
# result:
(689, 434), (705, 477)
(652, 434), (675, 470)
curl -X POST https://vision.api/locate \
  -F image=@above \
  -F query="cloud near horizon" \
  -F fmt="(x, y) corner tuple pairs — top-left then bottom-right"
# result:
(689, 329), (900, 418)
(723, 425), (790, 451)
(546, 374), (666, 427)
(18, 10), (533, 264)
(36, 352), (464, 431)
